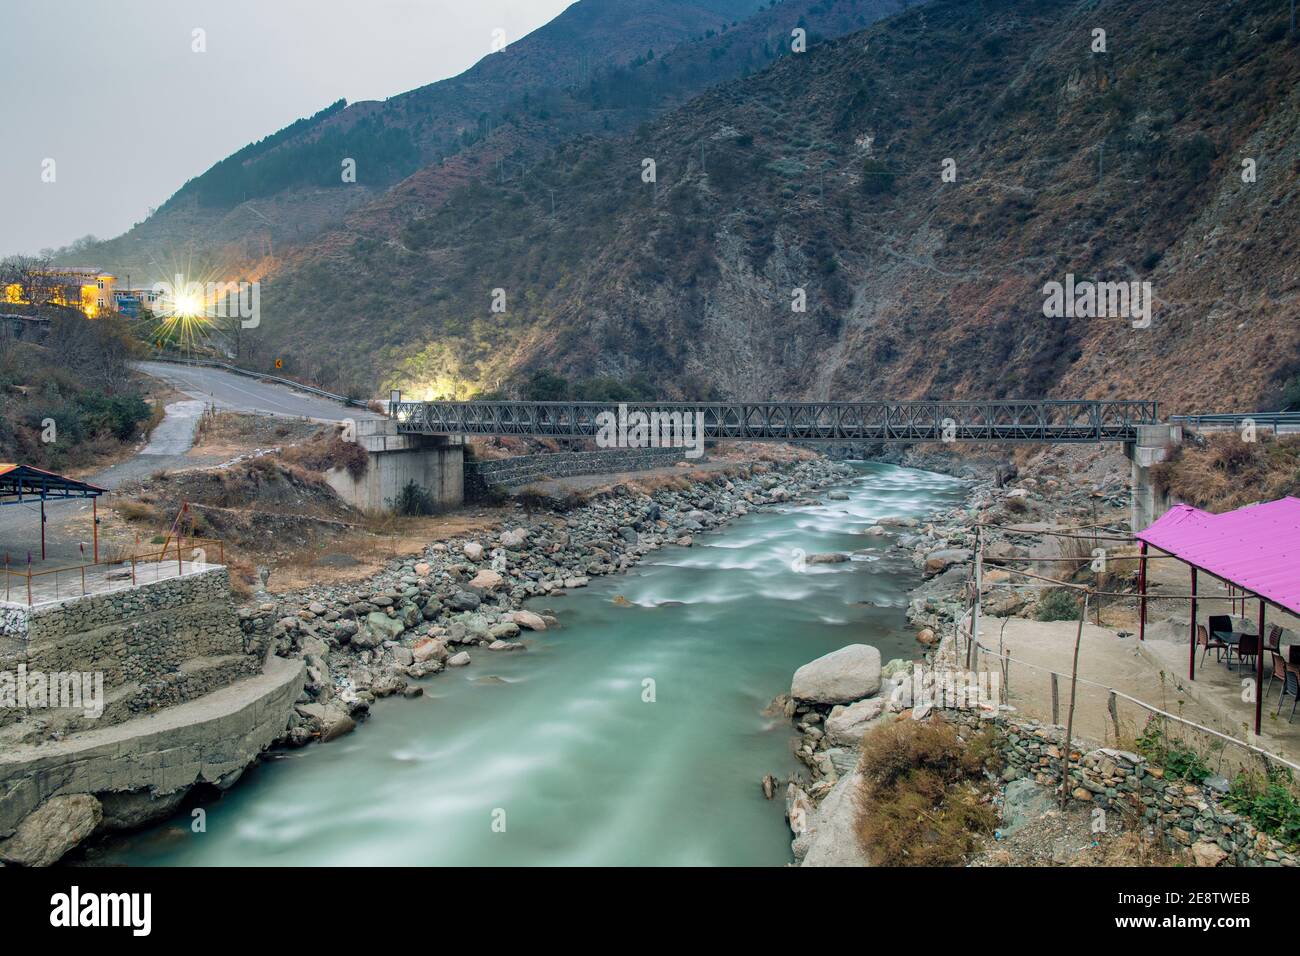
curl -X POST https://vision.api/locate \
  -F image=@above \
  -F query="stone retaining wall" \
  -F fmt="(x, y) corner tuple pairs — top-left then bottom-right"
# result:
(948, 709), (1298, 866)
(465, 447), (687, 499)
(0, 568), (258, 731)
(0, 656), (304, 846)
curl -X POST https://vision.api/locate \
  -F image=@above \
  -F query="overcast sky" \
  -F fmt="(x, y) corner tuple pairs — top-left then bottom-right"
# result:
(0, 0), (574, 256)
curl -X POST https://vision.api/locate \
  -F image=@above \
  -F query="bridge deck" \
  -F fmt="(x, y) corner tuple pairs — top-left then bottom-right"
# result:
(392, 400), (1159, 443)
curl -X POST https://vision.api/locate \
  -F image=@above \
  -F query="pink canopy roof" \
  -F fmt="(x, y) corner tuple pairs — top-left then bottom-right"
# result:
(1137, 497), (1300, 615)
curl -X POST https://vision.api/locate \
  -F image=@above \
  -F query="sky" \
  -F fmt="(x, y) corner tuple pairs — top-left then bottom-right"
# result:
(0, 0), (575, 256)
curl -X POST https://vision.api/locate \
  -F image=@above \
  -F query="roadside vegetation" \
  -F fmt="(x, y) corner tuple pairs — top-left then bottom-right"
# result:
(0, 310), (152, 470)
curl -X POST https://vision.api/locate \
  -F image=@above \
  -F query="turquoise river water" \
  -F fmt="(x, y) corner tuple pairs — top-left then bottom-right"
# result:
(96, 462), (966, 866)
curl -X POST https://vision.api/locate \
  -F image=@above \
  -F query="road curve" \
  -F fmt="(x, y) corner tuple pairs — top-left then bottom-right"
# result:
(133, 361), (380, 422)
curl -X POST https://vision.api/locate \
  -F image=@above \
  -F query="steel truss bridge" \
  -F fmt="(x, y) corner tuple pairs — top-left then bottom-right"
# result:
(392, 399), (1160, 444)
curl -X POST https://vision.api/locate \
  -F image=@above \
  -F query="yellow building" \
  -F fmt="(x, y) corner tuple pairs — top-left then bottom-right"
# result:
(5, 268), (117, 317)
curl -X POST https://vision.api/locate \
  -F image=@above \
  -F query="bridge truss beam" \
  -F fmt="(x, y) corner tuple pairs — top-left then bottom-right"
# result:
(390, 400), (1159, 444)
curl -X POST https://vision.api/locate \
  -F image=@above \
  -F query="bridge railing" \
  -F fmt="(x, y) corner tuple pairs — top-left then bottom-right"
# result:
(1171, 411), (1300, 429)
(391, 399), (1159, 443)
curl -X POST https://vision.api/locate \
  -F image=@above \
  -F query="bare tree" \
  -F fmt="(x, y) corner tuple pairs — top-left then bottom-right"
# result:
(0, 255), (58, 307)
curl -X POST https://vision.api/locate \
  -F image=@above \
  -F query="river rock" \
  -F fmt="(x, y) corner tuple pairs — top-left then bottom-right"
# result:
(296, 702), (357, 742)
(500, 528), (529, 548)
(512, 610), (547, 631)
(879, 516), (918, 528)
(411, 637), (448, 663)
(791, 644), (882, 704)
(807, 552), (850, 565)
(801, 771), (869, 867)
(358, 611), (405, 646)
(469, 569), (504, 592)
(448, 590), (481, 611)
(0, 794), (103, 867)
(786, 784), (815, 836)
(463, 542), (484, 561)
(448, 651), (471, 667)
(924, 548), (971, 575)
(824, 697), (887, 746)
(95, 788), (191, 834)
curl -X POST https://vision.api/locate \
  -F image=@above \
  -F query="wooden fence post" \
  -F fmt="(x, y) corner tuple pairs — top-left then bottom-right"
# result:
(1061, 591), (1091, 808)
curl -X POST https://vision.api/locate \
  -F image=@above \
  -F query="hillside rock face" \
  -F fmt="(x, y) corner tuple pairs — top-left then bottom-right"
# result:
(256, 0), (1299, 413)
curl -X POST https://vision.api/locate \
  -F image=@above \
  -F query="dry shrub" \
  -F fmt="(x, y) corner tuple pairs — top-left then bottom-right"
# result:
(279, 435), (369, 480)
(626, 473), (692, 495)
(114, 500), (162, 524)
(1152, 434), (1300, 512)
(854, 718), (1001, 866)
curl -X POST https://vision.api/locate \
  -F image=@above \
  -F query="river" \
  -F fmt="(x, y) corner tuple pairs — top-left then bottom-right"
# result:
(94, 461), (966, 866)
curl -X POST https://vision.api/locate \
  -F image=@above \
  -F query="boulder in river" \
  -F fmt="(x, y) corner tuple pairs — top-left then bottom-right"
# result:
(791, 644), (882, 704)
(411, 637), (448, 663)
(512, 610), (547, 631)
(807, 552), (850, 565)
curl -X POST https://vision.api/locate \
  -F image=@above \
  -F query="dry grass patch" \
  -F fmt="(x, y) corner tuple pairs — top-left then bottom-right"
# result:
(278, 432), (369, 480)
(1153, 434), (1300, 512)
(854, 717), (1002, 866)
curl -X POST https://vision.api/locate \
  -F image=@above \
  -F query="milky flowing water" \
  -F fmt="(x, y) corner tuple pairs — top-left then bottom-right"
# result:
(96, 462), (966, 867)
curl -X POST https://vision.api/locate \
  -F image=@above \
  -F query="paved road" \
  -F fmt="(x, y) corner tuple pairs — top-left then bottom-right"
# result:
(133, 361), (380, 422)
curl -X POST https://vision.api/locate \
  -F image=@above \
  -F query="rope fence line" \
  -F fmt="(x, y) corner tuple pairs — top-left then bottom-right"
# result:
(979, 560), (1247, 601)
(979, 521), (1137, 542)
(949, 609), (1300, 776)
(937, 523), (1300, 787)
(969, 633), (1300, 776)
(983, 554), (1181, 563)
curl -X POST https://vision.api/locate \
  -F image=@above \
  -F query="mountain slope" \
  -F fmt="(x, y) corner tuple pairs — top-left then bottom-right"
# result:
(254, 0), (1300, 413)
(67, 0), (772, 276)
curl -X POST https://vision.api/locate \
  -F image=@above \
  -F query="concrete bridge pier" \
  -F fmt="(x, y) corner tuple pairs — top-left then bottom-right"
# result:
(325, 419), (463, 514)
(1126, 423), (1182, 532)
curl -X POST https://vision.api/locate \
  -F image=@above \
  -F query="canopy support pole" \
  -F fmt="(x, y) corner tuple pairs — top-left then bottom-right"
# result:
(1189, 567), (1198, 681)
(1256, 599), (1266, 737)
(1138, 541), (1148, 641)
